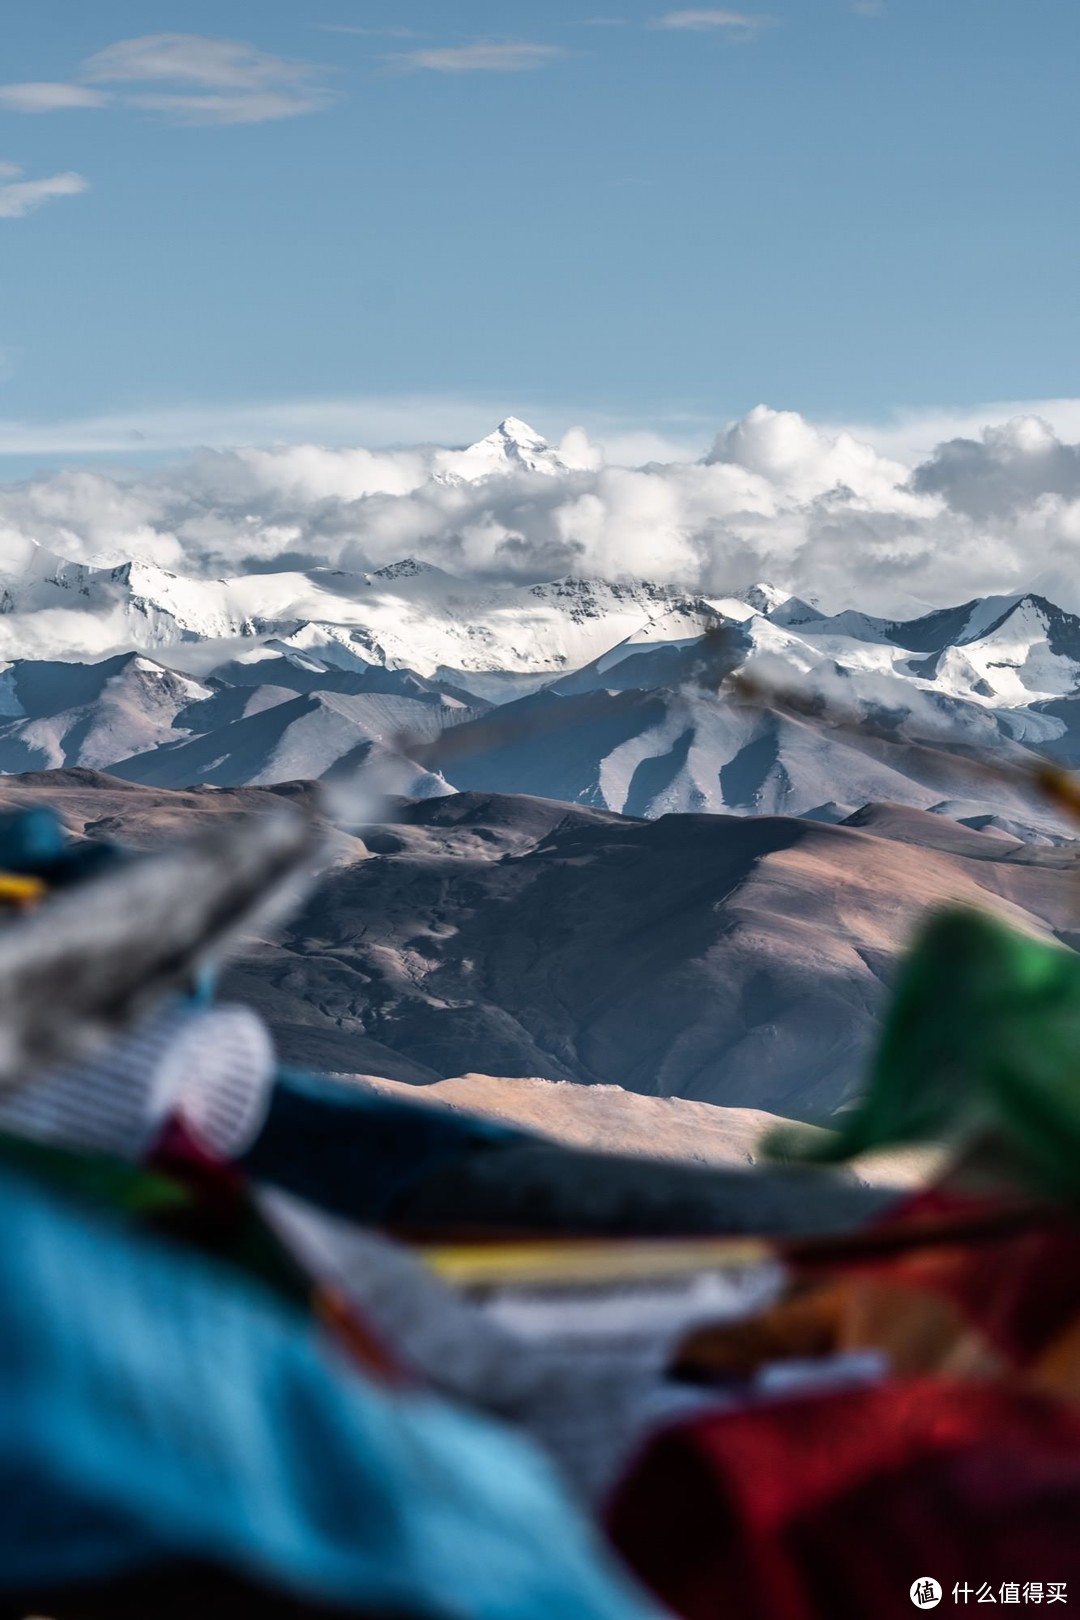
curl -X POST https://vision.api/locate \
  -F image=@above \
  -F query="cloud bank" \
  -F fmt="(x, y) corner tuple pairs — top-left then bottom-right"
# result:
(2, 405), (1080, 617)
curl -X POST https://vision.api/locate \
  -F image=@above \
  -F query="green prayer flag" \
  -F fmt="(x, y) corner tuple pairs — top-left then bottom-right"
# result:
(766, 908), (1080, 1198)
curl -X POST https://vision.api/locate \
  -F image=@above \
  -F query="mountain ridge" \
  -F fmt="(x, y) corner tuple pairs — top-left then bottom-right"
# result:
(2, 566), (1080, 835)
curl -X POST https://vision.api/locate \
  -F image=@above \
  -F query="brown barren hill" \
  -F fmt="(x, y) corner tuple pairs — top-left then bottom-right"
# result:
(1, 774), (1076, 1118)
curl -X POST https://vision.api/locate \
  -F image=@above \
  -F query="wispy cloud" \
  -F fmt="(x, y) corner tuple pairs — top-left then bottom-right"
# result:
(0, 395), (701, 466)
(82, 34), (309, 91)
(127, 90), (326, 126)
(0, 34), (333, 127)
(318, 24), (417, 37)
(0, 82), (108, 113)
(393, 43), (568, 73)
(0, 163), (88, 219)
(851, 1), (886, 14)
(652, 9), (774, 35)
(82, 34), (332, 123)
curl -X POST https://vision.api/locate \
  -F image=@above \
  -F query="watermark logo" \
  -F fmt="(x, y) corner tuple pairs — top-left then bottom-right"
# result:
(912, 1579), (943, 1608)
(952, 1583), (1067, 1604)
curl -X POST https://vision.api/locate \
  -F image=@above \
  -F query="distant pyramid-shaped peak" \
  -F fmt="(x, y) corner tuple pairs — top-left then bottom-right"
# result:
(488, 416), (548, 448)
(433, 417), (568, 483)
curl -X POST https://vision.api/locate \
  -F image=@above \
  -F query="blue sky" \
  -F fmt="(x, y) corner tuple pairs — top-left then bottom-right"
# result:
(1, 0), (1077, 469)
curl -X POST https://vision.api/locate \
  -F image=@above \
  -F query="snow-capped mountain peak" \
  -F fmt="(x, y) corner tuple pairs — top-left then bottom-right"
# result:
(744, 582), (792, 615)
(432, 418), (571, 483)
(494, 416), (547, 449)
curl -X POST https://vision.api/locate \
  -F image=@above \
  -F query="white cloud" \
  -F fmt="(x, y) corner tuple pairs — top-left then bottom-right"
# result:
(0, 82), (108, 112)
(393, 43), (567, 73)
(82, 34), (311, 91)
(652, 10), (774, 34)
(909, 416), (1080, 520)
(851, 1), (886, 14)
(0, 164), (89, 219)
(0, 470), (184, 570)
(707, 404), (911, 503)
(7, 402), (1080, 619)
(0, 34), (332, 127)
(838, 398), (1080, 464)
(83, 33), (333, 123)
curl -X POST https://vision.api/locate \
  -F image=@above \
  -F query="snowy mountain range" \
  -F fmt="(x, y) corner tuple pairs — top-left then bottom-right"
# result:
(2, 418), (1080, 837)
